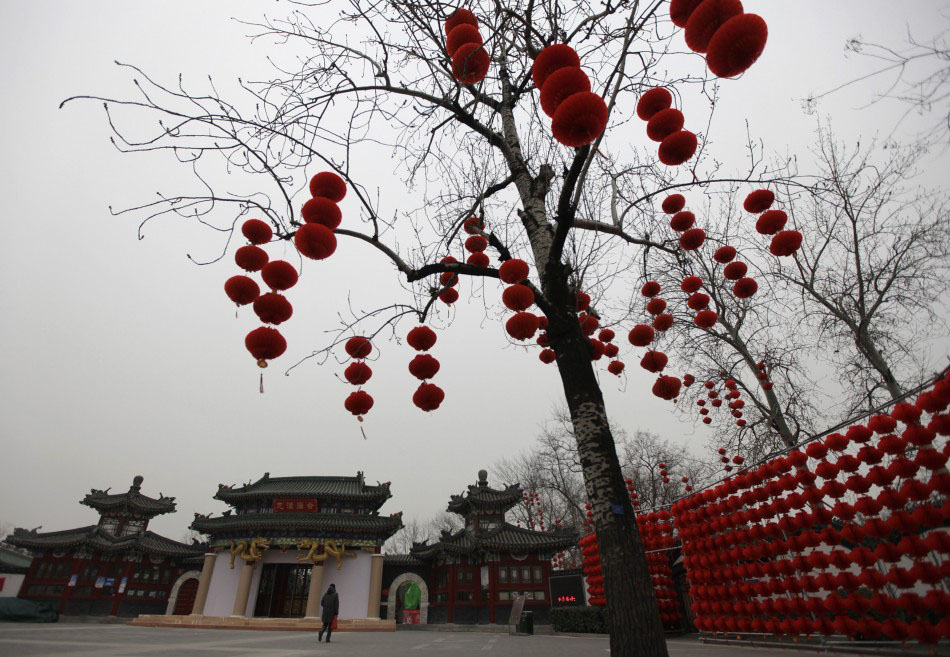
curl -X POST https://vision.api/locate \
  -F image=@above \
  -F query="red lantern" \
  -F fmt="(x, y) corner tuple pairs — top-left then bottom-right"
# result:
(687, 293), (710, 310)
(669, 0), (704, 27)
(506, 312), (540, 340)
(224, 275), (260, 306)
(344, 390), (374, 416)
(294, 223), (337, 260)
(413, 382), (445, 412)
(241, 219), (272, 245)
(641, 281), (661, 297)
(452, 43), (490, 84)
(309, 171), (347, 202)
(680, 276), (703, 293)
(235, 245), (269, 272)
(446, 23), (482, 58)
(653, 375), (682, 400)
(684, 0), (743, 53)
(261, 260), (298, 291)
(658, 130), (698, 166)
(608, 360), (625, 376)
(502, 284), (535, 311)
(640, 350), (668, 373)
(445, 8), (477, 34)
(647, 108), (685, 142)
(551, 92), (609, 147)
(589, 339), (606, 360)
(598, 328), (616, 343)
(636, 87), (673, 120)
(407, 326), (437, 351)
(344, 361), (372, 385)
(301, 197), (342, 229)
(345, 336), (373, 359)
(540, 66), (591, 117)
(670, 211), (696, 232)
(578, 313), (599, 336)
(539, 348), (556, 364)
(439, 288), (459, 304)
(742, 189), (774, 213)
(646, 298), (667, 315)
(662, 194), (686, 214)
(722, 261), (747, 280)
(465, 235), (488, 253)
(245, 327), (287, 367)
(713, 246), (737, 263)
(408, 354), (441, 380)
(628, 324), (655, 346)
(732, 277), (758, 299)
(769, 230), (803, 257)
(694, 310), (718, 328)
(253, 292), (293, 325)
(532, 44), (581, 88)
(467, 252), (490, 267)
(498, 259), (529, 284)
(755, 210), (787, 235)
(653, 313), (674, 331)
(604, 343), (620, 358)
(462, 216), (484, 234)
(706, 14), (769, 79)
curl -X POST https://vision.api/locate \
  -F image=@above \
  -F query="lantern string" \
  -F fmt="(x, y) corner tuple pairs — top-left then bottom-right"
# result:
(360, 424), (368, 441)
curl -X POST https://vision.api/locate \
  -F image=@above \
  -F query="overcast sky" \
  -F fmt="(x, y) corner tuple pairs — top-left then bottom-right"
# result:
(1, 1), (948, 543)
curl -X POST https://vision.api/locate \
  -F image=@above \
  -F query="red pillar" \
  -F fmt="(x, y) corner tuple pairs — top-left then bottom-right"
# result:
(110, 561), (135, 616)
(488, 563), (496, 624)
(447, 564), (456, 623)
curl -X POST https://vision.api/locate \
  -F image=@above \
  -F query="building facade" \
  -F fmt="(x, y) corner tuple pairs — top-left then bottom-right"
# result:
(187, 472), (402, 621)
(0, 544), (32, 598)
(5, 476), (204, 616)
(405, 470), (577, 624)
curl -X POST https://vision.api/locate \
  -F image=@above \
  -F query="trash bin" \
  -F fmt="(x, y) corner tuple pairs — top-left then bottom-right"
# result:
(517, 610), (534, 635)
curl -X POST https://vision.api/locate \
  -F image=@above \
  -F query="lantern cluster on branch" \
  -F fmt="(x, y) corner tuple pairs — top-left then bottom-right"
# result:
(445, 9), (490, 85)
(673, 369), (950, 643)
(671, 0), (769, 78)
(406, 325), (445, 412)
(295, 171), (346, 261)
(498, 257), (541, 342)
(342, 337), (374, 421)
(628, 280), (682, 401)
(743, 189), (802, 259)
(533, 45), (609, 147)
(638, 90), (698, 167)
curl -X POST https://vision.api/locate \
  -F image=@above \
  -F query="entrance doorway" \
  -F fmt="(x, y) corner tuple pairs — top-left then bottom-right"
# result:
(253, 564), (311, 617)
(172, 578), (199, 615)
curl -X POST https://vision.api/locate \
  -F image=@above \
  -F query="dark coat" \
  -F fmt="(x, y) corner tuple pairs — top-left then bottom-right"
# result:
(320, 589), (339, 623)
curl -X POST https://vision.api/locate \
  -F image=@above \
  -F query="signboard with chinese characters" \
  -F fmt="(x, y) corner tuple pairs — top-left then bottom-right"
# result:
(273, 498), (319, 513)
(549, 572), (585, 607)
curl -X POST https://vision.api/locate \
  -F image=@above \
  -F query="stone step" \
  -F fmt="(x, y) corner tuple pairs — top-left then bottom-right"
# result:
(128, 615), (395, 632)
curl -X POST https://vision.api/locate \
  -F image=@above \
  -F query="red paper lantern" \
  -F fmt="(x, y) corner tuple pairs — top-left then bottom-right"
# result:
(344, 390), (374, 417)
(742, 189), (773, 213)
(670, 211), (696, 232)
(344, 361), (372, 385)
(658, 130), (698, 165)
(452, 43), (490, 84)
(576, 291), (592, 310)
(224, 275), (260, 306)
(540, 66), (591, 117)
(684, 0), (743, 53)
(301, 197), (342, 229)
(669, 0), (704, 28)
(681, 276), (703, 293)
(640, 350), (668, 373)
(604, 343), (620, 358)
(465, 235), (488, 253)
(641, 281), (661, 297)
(598, 328), (616, 343)
(662, 194), (686, 214)
(687, 293), (710, 310)
(769, 230), (803, 257)
(467, 252), (490, 267)
(241, 219), (272, 245)
(589, 339), (606, 360)
(694, 310), (718, 328)
(407, 326), (437, 352)
(245, 327), (287, 367)
(551, 92), (609, 147)
(629, 324), (655, 346)
(235, 245), (269, 272)
(653, 375), (682, 400)
(253, 292), (293, 325)
(707, 14), (769, 79)
(732, 277), (758, 299)
(294, 223), (337, 260)
(408, 354), (441, 380)
(755, 210), (787, 235)
(498, 258), (529, 284)
(608, 360), (626, 376)
(413, 382), (445, 412)
(445, 8), (478, 34)
(636, 87), (673, 120)
(578, 313), (599, 336)
(261, 260), (298, 291)
(722, 261), (747, 280)
(309, 171), (347, 202)
(439, 288), (459, 304)
(532, 44), (581, 88)
(502, 284), (535, 311)
(462, 216), (484, 234)
(647, 108), (685, 142)
(646, 298), (667, 315)
(653, 313), (674, 331)
(713, 246), (737, 263)
(446, 23), (482, 58)
(506, 312), (540, 340)
(539, 348), (556, 364)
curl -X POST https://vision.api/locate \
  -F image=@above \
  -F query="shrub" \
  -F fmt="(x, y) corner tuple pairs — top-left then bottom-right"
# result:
(550, 606), (608, 633)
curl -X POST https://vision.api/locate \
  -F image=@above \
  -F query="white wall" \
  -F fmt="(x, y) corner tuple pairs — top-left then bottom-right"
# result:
(321, 550), (371, 620)
(0, 574), (25, 598)
(202, 553), (242, 617)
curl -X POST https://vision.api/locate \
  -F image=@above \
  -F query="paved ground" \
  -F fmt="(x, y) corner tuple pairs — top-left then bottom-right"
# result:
(0, 623), (809, 657)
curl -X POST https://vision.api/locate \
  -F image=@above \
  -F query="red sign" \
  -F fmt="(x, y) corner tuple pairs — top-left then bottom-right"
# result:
(273, 498), (318, 513)
(557, 595), (577, 603)
(403, 610), (421, 624)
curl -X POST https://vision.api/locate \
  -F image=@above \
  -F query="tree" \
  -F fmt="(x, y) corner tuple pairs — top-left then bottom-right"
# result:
(66, 3), (777, 654)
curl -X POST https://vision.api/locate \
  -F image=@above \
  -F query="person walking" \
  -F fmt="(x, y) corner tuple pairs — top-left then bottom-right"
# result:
(318, 583), (339, 643)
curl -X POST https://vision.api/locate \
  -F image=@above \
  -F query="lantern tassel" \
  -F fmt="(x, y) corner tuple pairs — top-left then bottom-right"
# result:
(260, 372), (264, 394)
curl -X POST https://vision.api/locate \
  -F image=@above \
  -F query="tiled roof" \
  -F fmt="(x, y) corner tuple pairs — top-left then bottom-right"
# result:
(190, 511), (404, 538)
(5, 526), (203, 559)
(81, 476), (176, 517)
(214, 472), (392, 507)
(383, 554), (426, 567)
(410, 523), (577, 560)
(446, 483), (524, 516)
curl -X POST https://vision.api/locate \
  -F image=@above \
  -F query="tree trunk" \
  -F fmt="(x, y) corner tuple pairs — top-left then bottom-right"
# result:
(549, 311), (669, 657)
(855, 331), (904, 401)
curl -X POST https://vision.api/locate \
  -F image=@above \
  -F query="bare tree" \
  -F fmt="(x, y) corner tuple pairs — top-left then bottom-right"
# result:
(66, 3), (788, 653)
(773, 129), (950, 414)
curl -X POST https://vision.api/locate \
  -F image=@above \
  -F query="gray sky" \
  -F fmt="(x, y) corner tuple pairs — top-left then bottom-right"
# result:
(1, 1), (948, 542)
